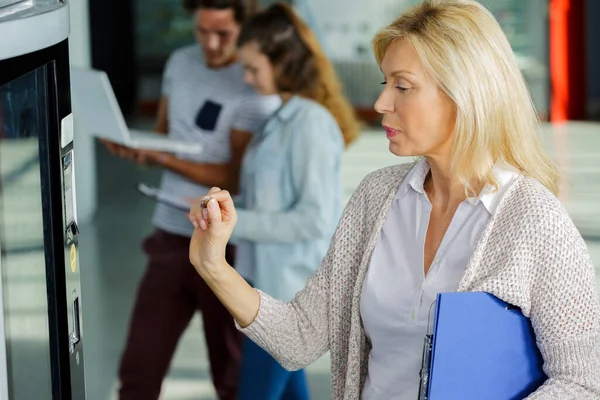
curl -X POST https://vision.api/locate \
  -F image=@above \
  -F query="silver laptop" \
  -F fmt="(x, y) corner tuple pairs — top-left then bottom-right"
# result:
(70, 67), (202, 154)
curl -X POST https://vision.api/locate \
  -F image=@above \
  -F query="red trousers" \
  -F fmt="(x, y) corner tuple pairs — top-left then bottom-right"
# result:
(118, 230), (243, 399)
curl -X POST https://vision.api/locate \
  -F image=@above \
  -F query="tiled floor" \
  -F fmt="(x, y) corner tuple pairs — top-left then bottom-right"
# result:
(78, 122), (600, 400)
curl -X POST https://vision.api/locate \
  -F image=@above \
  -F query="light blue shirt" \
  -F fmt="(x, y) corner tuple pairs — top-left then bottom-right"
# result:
(232, 96), (344, 302)
(360, 159), (519, 400)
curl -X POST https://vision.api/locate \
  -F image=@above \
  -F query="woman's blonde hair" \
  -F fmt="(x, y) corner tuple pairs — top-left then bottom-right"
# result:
(373, 0), (560, 195)
(238, 2), (361, 146)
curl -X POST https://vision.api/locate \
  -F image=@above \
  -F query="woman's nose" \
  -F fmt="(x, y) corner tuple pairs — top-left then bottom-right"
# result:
(374, 88), (395, 114)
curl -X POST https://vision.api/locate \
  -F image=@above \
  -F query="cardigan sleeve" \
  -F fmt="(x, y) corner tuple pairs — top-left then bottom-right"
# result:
(526, 206), (600, 399)
(235, 175), (368, 370)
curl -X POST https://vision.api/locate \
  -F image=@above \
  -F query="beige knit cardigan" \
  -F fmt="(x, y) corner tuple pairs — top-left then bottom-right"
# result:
(239, 163), (600, 399)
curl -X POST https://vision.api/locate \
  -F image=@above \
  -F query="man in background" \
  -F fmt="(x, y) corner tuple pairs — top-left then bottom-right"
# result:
(105, 1), (279, 398)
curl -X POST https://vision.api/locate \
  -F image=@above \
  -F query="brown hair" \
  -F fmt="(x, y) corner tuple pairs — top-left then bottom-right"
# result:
(182, 0), (258, 24)
(237, 2), (360, 146)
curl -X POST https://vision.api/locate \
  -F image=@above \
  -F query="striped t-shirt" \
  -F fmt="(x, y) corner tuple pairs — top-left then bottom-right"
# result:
(152, 44), (280, 237)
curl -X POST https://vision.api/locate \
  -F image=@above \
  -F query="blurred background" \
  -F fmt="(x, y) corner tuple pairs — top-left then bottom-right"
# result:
(89, 0), (600, 122)
(77, 1), (600, 398)
(1, 0), (599, 399)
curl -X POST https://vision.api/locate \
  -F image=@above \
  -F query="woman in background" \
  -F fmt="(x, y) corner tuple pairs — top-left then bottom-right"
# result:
(224, 3), (359, 399)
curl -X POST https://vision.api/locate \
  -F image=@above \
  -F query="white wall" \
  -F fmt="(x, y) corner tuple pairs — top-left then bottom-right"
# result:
(69, 0), (91, 68)
(68, 0), (97, 225)
(303, 0), (415, 59)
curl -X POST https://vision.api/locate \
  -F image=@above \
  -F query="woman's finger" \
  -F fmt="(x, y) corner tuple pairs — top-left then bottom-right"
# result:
(199, 219), (208, 231)
(206, 198), (222, 225)
(189, 199), (206, 228)
(188, 213), (199, 229)
(199, 196), (212, 210)
(204, 191), (235, 224)
(189, 189), (235, 229)
(202, 190), (233, 207)
(190, 195), (213, 226)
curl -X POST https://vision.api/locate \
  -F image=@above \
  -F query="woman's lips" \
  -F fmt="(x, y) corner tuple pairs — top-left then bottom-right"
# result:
(383, 126), (401, 139)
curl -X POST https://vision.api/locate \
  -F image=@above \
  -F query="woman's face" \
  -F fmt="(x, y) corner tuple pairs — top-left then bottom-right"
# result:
(239, 41), (277, 95)
(374, 39), (456, 159)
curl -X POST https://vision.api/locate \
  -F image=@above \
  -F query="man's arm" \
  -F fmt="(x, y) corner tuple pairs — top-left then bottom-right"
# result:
(150, 129), (252, 193)
(154, 96), (168, 135)
(142, 90), (277, 192)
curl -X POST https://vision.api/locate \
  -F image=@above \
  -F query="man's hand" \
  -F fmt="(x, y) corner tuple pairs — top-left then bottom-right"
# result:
(135, 149), (171, 166)
(100, 139), (170, 167)
(101, 139), (139, 163)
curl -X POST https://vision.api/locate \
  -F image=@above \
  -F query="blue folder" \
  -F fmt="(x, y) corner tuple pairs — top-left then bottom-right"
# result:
(419, 292), (547, 400)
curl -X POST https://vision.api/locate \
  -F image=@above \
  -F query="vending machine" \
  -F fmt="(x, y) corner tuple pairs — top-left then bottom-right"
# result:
(0, 1), (86, 398)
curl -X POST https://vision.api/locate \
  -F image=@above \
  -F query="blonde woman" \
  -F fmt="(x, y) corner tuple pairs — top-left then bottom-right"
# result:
(188, 1), (600, 399)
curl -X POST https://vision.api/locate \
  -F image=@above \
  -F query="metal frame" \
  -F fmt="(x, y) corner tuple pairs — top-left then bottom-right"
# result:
(0, 249), (9, 400)
(0, 39), (75, 399)
(0, 0), (69, 61)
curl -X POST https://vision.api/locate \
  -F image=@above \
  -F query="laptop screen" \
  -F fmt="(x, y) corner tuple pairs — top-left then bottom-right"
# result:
(69, 67), (130, 144)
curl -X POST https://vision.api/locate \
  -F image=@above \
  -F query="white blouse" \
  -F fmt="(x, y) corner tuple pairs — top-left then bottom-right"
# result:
(360, 159), (518, 400)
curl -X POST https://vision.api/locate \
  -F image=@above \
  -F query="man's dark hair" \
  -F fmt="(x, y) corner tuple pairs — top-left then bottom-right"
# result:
(182, 0), (258, 23)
